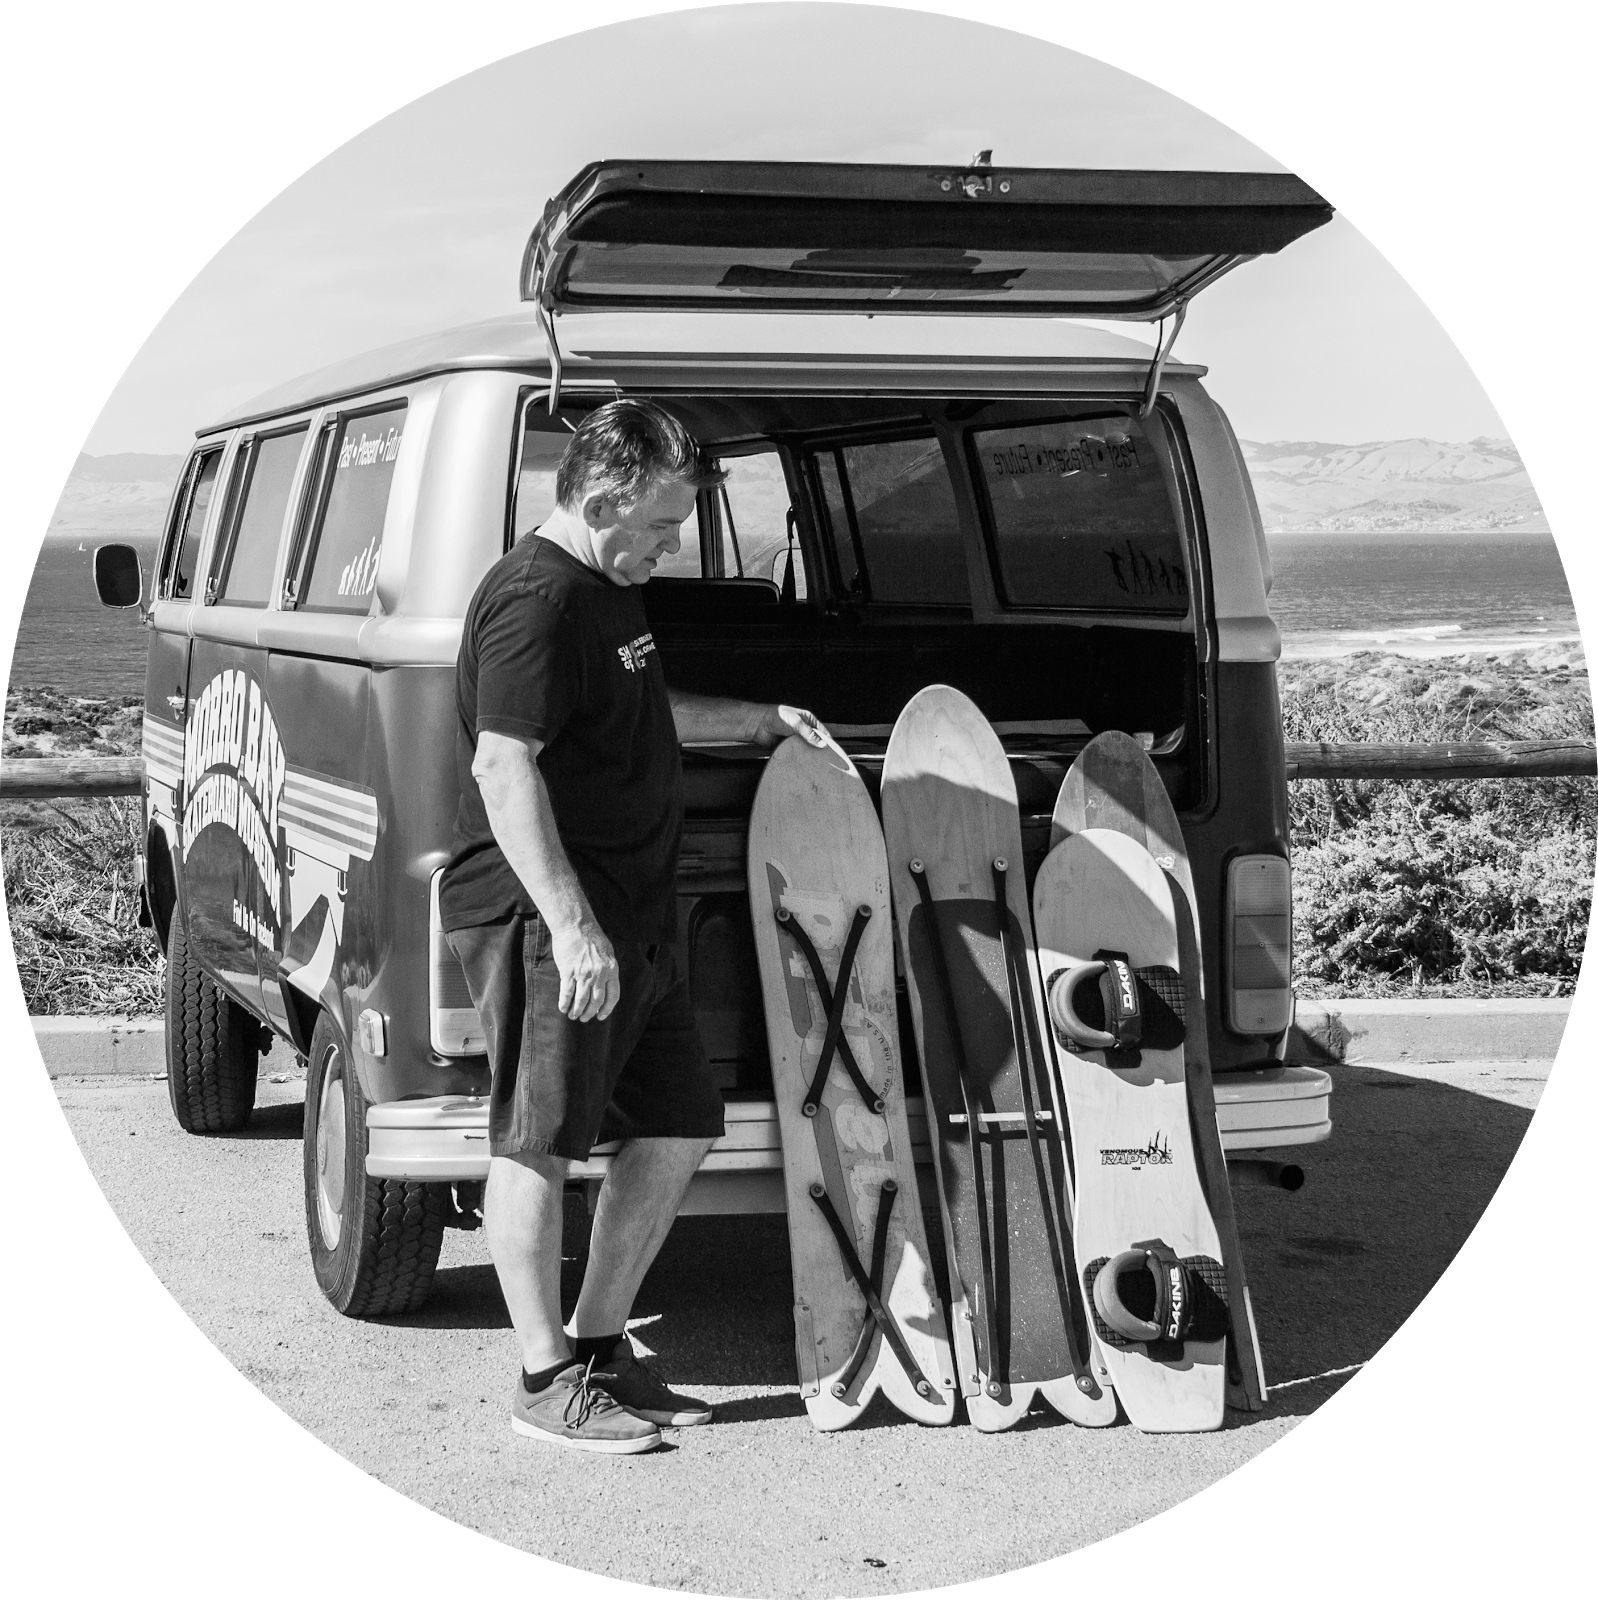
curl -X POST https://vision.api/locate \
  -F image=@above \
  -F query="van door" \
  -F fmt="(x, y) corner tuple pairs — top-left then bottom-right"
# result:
(259, 403), (403, 1045)
(523, 160), (1332, 322)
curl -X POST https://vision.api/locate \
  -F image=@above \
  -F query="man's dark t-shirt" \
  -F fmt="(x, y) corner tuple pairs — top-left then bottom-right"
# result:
(440, 536), (682, 941)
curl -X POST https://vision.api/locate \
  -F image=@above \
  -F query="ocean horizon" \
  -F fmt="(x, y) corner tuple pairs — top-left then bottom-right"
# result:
(7, 526), (1583, 703)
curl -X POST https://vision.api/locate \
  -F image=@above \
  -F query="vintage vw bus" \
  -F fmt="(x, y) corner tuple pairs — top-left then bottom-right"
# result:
(98, 160), (1336, 1316)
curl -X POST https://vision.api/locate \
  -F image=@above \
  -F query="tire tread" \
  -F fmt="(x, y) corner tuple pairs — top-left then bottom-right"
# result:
(165, 920), (258, 1134)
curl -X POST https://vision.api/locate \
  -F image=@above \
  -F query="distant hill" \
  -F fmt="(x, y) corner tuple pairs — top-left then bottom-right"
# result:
(1241, 437), (1547, 536)
(47, 438), (1551, 547)
(45, 452), (185, 543)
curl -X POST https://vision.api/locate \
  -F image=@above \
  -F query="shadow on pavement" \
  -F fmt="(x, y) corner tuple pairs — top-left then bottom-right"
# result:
(227, 1102), (303, 1141)
(1242, 1061), (1536, 1419)
(334, 1060), (1541, 1420)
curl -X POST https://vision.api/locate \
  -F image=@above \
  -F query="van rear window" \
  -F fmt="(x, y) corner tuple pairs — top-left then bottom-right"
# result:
(973, 416), (1189, 613)
(293, 405), (404, 613)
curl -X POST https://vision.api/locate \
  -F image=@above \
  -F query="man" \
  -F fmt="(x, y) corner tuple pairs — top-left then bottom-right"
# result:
(440, 398), (828, 1455)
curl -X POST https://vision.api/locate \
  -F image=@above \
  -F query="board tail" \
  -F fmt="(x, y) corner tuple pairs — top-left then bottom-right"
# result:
(1167, 871), (1268, 1410)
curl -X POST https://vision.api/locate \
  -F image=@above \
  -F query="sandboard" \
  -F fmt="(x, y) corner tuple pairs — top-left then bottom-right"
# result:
(1050, 730), (1267, 1412)
(880, 686), (1115, 1433)
(748, 734), (958, 1430)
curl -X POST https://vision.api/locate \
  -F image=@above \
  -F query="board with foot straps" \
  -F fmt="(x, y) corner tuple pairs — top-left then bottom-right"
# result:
(1048, 730), (1267, 1416)
(748, 733), (958, 1431)
(880, 686), (1115, 1433)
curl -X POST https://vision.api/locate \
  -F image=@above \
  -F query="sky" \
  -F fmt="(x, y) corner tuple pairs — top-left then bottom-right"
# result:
(84, 4), (1506, 455)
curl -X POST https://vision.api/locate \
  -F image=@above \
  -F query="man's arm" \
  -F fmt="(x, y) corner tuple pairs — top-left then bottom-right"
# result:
(668, 690), (829, 748)
(472, 730), (619, 1023)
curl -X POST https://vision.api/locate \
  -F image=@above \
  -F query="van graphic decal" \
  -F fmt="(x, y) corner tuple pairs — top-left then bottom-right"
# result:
(141, 714), (185, 791)
(176, 666), (378, 999)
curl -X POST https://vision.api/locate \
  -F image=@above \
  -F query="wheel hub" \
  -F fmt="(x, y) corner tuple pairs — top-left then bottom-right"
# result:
(314, 1048), (347, 1250)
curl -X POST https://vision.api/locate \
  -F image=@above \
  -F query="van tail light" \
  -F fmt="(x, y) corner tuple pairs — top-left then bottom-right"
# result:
(429, 871), (486, 1056)
(1225, 854), (1293, 1035)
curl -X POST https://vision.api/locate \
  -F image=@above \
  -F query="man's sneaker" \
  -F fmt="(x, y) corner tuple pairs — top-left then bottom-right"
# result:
(510, 1361), (662, 1454)
(587, 1338), (714, 1427)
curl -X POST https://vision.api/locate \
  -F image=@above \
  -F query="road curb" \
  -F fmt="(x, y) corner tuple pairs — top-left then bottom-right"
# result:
(33, 1016), (165, 1077)
(1294, 997), (1571, 1065)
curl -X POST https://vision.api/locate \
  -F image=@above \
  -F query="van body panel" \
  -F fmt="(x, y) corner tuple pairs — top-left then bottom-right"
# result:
(212, 313), (1223, 435)
(359, 663), (487, 1102)
(259, 654), (373, 1028)
(395, 373), (521, 620)
(1171, 384), (1280, 664)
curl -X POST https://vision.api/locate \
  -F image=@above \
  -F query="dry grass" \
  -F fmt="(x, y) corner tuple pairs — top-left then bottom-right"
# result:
(1, 796), (162, 1015)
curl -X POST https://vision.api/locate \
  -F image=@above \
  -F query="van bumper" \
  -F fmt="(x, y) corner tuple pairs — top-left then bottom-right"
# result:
(365, 1067), (1331, 1201)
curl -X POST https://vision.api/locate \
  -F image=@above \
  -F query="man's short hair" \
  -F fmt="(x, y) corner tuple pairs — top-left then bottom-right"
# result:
(555, 398), (726, 512)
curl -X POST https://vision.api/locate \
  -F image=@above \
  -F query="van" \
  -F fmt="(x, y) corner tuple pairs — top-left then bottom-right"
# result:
(97, 159), (1336, 1316)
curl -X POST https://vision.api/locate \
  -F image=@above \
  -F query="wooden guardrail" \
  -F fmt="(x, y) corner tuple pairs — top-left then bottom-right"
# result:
(1282, 739), (1597, 782)
(1, 742), (1594, 801)
(1, 758), (143, 798)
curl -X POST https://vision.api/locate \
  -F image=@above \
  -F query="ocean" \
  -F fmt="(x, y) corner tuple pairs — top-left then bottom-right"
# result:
(5, 528), (1583, 703)
(1269, 529), (1581, 660)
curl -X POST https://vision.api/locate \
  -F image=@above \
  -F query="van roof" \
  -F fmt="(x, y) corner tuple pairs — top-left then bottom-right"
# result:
(206, 311), (1205, 435)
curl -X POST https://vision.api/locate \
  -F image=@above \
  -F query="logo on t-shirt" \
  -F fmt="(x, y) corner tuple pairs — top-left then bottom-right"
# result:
(617, 633), (657, 673)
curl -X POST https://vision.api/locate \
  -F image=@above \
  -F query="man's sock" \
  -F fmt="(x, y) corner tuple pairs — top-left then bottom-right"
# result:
(572, 1331), (625, 1366)
(521, 1357), (572, 1395)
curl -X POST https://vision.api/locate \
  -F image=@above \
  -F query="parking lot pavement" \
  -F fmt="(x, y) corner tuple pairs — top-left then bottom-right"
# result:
(50, 1055), (1550, 1598)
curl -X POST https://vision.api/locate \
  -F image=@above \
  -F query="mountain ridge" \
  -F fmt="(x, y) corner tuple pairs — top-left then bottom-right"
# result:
(43, 438), (1550, 544)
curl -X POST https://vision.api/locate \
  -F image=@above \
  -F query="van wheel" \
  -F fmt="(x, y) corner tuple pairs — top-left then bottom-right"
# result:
(303, 1014), (447, 1317)
(165, 919), (259, 1134)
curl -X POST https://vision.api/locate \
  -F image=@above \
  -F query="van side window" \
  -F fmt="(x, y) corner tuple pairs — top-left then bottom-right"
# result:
(298, 405), (405, 613)
(703, 454), (804, 594)
(213, 426), (308, 606)
(160, 447), (223, 600)
(513, 427), (568, 544)
(817, 437), (968, 606)
(972, 416), (1189, 613)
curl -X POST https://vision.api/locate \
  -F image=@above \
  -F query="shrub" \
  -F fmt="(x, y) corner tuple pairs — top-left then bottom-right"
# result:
(1281, 650), (1595, 995)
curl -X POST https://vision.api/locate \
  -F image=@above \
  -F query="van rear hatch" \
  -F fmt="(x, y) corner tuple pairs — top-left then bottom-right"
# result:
(522, 159), (1332, 320)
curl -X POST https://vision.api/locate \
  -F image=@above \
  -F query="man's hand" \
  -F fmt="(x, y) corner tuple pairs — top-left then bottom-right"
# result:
(551, 920), (621, 1023)
(757, 704), (830, 749)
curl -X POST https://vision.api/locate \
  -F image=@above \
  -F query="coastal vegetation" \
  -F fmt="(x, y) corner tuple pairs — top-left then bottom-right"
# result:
(2, 649), (1592, 1015)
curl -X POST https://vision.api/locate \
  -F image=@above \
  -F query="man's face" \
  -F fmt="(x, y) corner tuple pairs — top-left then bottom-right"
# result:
(583, 476), (698, 586)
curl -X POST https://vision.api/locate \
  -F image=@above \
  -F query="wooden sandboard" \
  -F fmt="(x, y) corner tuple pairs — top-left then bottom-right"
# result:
(748, 735), (957, 1430)
(1051, 730), (1267, 1411)
(1034, 826), (1226, 1431)
(881, 686), (1115, 1433)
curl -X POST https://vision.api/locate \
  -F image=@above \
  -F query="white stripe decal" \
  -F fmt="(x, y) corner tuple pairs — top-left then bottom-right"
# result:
(280, 800), (376, 844)
(281, 786), (377, 827)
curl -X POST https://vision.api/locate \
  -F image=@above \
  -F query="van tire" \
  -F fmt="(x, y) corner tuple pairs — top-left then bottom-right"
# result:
(165, 919), (259, 1134)
(303, 1013), (447, 1317)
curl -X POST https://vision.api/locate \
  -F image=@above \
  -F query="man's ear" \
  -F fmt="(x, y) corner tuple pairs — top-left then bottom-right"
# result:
(580, 490), (613, 531)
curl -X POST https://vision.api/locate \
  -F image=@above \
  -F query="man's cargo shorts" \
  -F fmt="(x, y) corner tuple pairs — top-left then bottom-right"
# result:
(445, 914), (726, 1161)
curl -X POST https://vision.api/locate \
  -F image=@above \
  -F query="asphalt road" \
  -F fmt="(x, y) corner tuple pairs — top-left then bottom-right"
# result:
(53, 1056), (1549, 1597)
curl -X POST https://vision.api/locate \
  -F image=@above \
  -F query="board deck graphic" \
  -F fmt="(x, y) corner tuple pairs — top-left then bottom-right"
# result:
(1050, 730), (1268, 1412)
(880, 686), (1115, 1433)
(748, 735), (956, 1431)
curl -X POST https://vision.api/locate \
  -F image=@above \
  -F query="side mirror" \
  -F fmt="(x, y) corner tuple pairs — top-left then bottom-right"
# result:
(93, 543), (143, 609)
